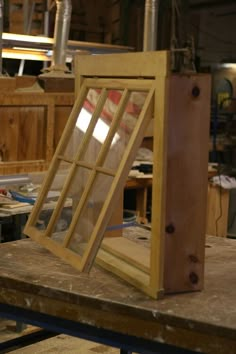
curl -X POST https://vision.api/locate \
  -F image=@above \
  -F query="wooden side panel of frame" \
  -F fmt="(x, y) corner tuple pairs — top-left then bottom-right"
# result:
(164, 74), (211, 293)
(74, 51), (170, 78)
(96, 73), (211, 298)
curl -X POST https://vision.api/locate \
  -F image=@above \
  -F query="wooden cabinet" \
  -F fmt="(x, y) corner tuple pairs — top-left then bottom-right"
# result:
(0, 91), (74, 175)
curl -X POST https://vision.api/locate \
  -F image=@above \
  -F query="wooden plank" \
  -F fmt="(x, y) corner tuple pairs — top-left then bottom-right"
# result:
(48, 93), (74, 106)
(0, 107), (19, 161)
(45, 102), (55, 162)
(54, 106), (72, 149)
(149, 76), (169, 296)
(39, 77), (74, 93)
(0, 161), (50, 175)
(101, 237), (150, 273)
(96, 248), (150, 293)
(0, 93), (53, 106)
(0, 77), (16, 91)
(136, 186), (148, 224)
(17, 107), (46, 160)
(206, 184), (230, 237)
(85, 78), (154, 91)
(164, 74), (211, 293)
(104, 195), (123, 238)
(74, 51), (170, 78)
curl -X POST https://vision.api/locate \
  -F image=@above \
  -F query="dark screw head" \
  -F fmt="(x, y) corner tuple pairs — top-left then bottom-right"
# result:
(189, 255), (198, 263)
(192, 86), (200, 98)
(189, 272), (199, 285)
(165, 223), (175, 234)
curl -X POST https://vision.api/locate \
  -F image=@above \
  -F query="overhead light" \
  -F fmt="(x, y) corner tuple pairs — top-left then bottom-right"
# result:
(2, 48), (51, 61)
(220, 57), (236, 69)
(2, 32), (132, 54)
(13, 47), (48, 52)
(1, 32), (131, 63)
(221, 63), (236, 69)
(2, 48), (73, 62)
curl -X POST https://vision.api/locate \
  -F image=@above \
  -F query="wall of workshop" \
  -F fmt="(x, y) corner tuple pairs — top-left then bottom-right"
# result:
(70, 0), (111, 43)
(196, 9), (236, 67)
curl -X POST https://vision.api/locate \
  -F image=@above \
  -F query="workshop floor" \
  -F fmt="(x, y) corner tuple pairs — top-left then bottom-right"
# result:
(0, 319), (124, 353)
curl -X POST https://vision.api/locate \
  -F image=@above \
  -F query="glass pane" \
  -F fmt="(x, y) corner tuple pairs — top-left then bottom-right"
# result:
(25, 78), (153, 273)
(50, 166), (92, 244)
(82, 89), (123, 164)
(67, 173), (114, 256)
(33, 160), (71, 232)
(103, 91), (148, 170)
(63, 88), (103, 162)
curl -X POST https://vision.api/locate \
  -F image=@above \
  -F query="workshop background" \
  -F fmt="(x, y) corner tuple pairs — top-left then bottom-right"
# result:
(0, 0), (235, 353)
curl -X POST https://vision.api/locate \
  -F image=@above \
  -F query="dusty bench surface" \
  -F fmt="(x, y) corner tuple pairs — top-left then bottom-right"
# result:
(0, 235), (235, 354)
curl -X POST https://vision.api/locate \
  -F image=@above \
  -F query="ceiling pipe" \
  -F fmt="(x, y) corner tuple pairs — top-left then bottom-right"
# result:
(143, 0), (159, 51)
(48, 0), (72, 72)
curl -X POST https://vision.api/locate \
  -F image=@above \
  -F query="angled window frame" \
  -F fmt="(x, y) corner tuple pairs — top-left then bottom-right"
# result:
(24, 51), (170, 299)
(24, 77), (156, 272)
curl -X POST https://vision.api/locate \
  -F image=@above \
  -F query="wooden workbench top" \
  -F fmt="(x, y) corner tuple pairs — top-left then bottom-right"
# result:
(0, 234), (235, 354)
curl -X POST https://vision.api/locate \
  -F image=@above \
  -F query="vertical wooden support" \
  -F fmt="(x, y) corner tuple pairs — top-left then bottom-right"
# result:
(149, 76), (169, 298)
(164, 75), (211, 293)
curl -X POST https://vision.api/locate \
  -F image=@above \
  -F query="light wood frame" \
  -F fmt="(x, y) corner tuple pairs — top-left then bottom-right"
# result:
(25, 51), (210, 299)
(24, 52), (161, 278)
(76, 51), (170, 298)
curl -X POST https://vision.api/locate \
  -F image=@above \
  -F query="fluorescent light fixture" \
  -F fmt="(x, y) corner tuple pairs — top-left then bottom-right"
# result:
(13, 47), (48, 52)
(2, 32), (132, 54)
(2, 48), (72, 62)
(3, 32), (53, 45)
(76, 108), (119, 145)
(2, 48), (51, 61)
(1, 32), (131, 62)
(221, 63), (236, 69)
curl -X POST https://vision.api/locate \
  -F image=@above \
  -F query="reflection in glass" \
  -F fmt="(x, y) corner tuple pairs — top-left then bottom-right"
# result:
(33, 86), (151, 260)
(103, 91), (148, 170)
(50, 167), (92, 244)
(34, 160), (71, 232)
(68, 173), (114, 256)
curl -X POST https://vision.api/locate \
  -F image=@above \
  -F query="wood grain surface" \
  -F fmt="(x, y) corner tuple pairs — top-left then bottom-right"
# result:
(0, 234), (235, 354)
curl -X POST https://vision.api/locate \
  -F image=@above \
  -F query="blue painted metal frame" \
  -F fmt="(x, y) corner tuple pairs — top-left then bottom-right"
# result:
(0, 304), (204, 354)
(0, 329), (57, 352)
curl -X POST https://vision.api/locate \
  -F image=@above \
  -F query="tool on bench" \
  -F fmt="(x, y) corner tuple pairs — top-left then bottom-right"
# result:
(9, 190), (36, 205)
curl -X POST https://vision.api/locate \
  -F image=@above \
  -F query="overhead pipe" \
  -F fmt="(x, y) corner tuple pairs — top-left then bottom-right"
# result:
(143, 0), (159, 51)
(49, 0), (72, 72)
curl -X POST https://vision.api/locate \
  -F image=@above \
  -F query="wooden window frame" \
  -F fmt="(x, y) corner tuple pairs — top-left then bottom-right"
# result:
(24, 51), (210, 299)
(24, 73), (157, 278)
